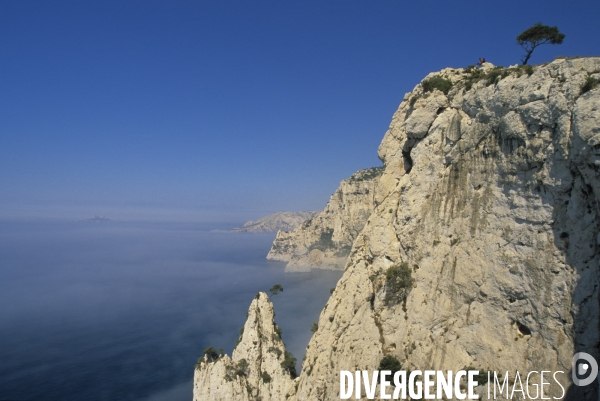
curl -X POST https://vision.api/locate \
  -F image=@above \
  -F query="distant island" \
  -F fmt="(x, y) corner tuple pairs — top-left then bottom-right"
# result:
(81, 215), (111, 222)
(227, 211), (318, 233)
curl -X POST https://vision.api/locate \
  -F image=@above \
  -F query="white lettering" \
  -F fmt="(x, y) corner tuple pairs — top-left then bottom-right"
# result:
(393, 371), (407, 399)
(380, 370), (391, 399)
(511, 371), (526, 399)
(340, 371), (352, 399)
(363, 370), (378, 399)
(526, 371), (539, 399)
(539, 370), (552, 399)
(494, 371), (509, 399)
(438, 370), (453, 399)
(424, 370), (435, 399)
(409, 370), (423, 399)
(553, 371), (565, 400)
(468, 370), (479, 399)
(340, 369), (570, 400)
(455, 370), (466, 399)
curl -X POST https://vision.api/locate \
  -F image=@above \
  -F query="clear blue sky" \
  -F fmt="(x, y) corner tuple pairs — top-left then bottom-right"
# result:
(2, 0), (599, 223)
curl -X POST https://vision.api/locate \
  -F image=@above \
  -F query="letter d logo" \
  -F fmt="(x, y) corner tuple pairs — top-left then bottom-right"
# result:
(572, 352), (598, 386)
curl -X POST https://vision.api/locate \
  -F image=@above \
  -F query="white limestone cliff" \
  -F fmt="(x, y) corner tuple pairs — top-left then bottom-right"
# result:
(228, 211), (318, 233)
(267, 167), (383, 271)
(192, 292), (296, 401)
(195, 57), (600, 400)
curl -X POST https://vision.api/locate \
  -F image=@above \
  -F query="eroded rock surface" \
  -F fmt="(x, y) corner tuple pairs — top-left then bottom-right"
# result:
(229, 211), (318, 233)
(193, 293), (296, 401)
(267, 167), (383, 271)
(195, 58), (600, 400)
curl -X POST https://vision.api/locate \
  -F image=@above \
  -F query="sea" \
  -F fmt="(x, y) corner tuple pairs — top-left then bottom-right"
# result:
(0, 220), (342, 401)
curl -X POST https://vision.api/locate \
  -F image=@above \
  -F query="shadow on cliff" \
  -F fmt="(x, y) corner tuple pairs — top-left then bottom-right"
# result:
(556, 167), (600, 401)
(491, 100), (600, 400)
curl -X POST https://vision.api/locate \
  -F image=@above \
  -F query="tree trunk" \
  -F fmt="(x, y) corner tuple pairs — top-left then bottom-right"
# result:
(521, 48), (534, 65)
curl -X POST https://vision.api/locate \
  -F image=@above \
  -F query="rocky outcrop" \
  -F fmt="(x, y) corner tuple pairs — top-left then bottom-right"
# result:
(267, 167), (383, 271)
(229, 211), (318, 233)
(194, 57), (600, 400)
(296, 58), (600, 401)
(192, 292), (296, 401)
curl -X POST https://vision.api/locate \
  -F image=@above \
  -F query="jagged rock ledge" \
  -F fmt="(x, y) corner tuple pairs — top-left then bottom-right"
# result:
(193, 292), (298, 401)
(267, 167), (383, 272)
(227, 211), (319, 233)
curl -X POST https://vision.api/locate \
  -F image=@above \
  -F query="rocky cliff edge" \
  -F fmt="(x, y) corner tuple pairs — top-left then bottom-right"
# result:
(195, 57), (600, 400)
(267, 167), (383, 272)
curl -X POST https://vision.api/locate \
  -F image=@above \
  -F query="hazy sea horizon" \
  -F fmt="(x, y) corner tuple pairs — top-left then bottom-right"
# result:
(0, 219), (342, 401)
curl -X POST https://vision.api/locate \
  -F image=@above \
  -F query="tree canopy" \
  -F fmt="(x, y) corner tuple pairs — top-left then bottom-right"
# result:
(516, 23), (565, 65)
(384, 263), (414, 305)
(202, 346), (219, 362)
(269, 284), (283, 296)
(281, 351), (297, 378)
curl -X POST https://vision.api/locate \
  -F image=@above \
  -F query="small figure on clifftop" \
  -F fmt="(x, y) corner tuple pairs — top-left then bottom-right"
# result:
(477, 57), (486, 67)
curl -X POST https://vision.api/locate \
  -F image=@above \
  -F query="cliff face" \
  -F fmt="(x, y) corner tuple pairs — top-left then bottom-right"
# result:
(267, 167), (383, 271)
(229, 211), (318, 233)
(195, 57), (600, 400)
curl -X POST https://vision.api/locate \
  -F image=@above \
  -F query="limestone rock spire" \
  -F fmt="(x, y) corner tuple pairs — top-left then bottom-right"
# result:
(192, 292), (296, 401)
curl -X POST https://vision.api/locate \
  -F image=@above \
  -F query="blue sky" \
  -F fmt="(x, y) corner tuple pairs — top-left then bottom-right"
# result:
(2, 0), (599, 223)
